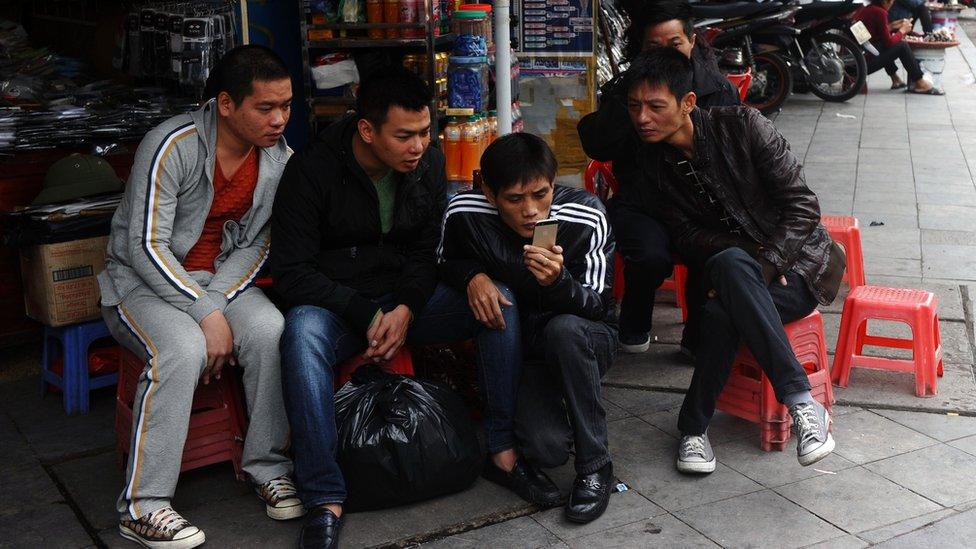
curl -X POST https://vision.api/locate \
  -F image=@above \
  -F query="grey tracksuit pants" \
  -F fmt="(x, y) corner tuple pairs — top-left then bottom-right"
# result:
(103, 284), (292, 520)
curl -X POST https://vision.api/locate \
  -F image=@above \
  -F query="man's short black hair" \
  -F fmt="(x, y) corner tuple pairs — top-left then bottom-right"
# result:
(204, 45), (291, 104)
(356, 70), (433, 128)
(622, 47), (694, 102)
(480, 133), (557, 195)
(624, 0), (695, 62)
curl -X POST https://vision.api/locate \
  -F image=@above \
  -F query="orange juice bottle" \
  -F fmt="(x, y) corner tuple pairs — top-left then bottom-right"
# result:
(443, 117), (462, 181)
(460, 115), (481, 182)
(367, 0), (384, 38)
(384, 0), (399, 37)
(487, 110), (498, 143)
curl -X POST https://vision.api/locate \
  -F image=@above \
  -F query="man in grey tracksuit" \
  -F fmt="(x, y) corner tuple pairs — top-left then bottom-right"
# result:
(97, 46), (300, 549)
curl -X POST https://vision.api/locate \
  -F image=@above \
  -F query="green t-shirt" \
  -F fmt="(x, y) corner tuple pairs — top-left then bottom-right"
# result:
(373, 170), (397, 234)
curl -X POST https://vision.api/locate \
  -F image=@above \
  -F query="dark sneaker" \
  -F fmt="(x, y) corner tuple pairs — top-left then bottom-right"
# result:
(619, 332), (650, 353)
(483, 458), (562, 507)
(790, 401), (835, 466)
(565, 462), (613, 524)
(298, 507), (342, 549)
(119, 507), (205, 549)
(676, 432), (716, 474)
(256, 475), (305, 521)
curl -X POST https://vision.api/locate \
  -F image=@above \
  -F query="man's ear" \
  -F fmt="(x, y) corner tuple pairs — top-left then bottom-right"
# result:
(216, 91), (235, 117)
(681, 91), (698, 115)
(689, 32), (696, 49)
(479, 180), (497, 206)
(358, 118), (375, 145)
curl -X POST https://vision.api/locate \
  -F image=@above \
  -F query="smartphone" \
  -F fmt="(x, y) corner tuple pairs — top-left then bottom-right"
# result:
(532, 218), (559, 249)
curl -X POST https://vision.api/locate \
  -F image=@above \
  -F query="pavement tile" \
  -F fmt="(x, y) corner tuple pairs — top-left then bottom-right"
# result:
(604, 398), (630, 422)
(922, 243), (976, 281)
(919, 205), (976, 231)
(948, 433), (976, 457)
(532, 489), (665, 542)
(920, 229), (976, 245)
(829, 410), (937, 465)
(640, 409), (757, 445)
(714, 436), (857, 489)
(608, 416), (677, 463)
(774, 466), (942, 533)
(873, 507), (976, 548)
(423, 516), (561, 548)
(0, 503), (93, 548)
(864, 256), (922, 277)
(832, 367), (976, 415)
(675, 490), (844, 548)
(601, 387), (686, 417)
(616, 455), (762, 513)
(865, 444), (976, 507)
(858, 508), (956, 545)
(870, 409), (976, 442)
(0, 462), (68, 518)
(564, 513), (719, 548)
(802, 535), (870, 549)
(603, 345), (693, 392)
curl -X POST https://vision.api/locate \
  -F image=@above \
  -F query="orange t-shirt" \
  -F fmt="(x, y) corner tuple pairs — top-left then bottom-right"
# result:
(182, 148), (259, 273)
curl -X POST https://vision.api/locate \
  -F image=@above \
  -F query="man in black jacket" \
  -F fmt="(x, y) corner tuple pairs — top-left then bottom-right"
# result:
(272, 72), (544, 549)
(578, 0), (739, 355)
(439, 133), (618, 524)
(621, 48), (845, 474)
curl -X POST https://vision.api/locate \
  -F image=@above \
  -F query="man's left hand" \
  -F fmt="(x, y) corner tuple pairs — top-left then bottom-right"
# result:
(524, 244), (564, 286)
(364, 305), (412, 362)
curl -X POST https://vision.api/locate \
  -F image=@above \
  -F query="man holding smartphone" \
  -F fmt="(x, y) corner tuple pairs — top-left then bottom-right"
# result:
(438, 133), (618, 524)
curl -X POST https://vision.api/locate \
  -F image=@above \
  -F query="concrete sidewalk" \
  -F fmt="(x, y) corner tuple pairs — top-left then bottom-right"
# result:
(3, 19), (976, 549)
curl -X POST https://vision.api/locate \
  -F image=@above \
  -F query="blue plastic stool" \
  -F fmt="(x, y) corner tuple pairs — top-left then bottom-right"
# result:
(41, 319), (118, 414)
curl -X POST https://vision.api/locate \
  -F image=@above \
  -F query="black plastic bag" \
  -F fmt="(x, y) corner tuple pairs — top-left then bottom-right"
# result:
(335, 366), (483, 511)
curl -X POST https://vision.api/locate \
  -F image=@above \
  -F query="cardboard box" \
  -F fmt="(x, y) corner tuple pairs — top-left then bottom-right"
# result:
(20, 236), (108, 327)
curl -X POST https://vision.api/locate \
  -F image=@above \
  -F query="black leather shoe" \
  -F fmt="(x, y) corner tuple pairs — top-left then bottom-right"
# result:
(483, 458), (562, 507)
(298, 507), (342, 549)
(565, 462), (613, 524)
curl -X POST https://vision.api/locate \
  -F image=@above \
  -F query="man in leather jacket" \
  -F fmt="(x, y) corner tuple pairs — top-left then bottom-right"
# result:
(272, 71), (533, 548)
(622, 48), (845, 474)
(578, 0), (739, 356)
(438, 133), (618, 524)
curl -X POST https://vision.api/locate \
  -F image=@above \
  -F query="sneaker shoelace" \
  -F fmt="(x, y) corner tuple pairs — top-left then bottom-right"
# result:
(681, 436), (707, 459)
(263, 476), (298, 503)
(793, 405), (822, 446)
(145, 507), (190, 535)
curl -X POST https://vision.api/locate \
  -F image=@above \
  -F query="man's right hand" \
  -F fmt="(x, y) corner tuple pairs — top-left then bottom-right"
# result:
(467, 273), (512, 330)
(200, 310), (235, 385)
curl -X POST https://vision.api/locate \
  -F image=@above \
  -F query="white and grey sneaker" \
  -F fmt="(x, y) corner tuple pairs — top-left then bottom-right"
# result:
(790, 401), (835, 467)
(676, 432), (716, 474)
(619, 332), (651, 354)
(119, 506), (205, 549)
(256, 475), (306, 520)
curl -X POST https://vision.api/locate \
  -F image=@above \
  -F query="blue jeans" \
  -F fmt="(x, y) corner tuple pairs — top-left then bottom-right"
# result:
(280, 283), (520, 508)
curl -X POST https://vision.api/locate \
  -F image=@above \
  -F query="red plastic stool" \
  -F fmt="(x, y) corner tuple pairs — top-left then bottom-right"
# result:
(584, 160), (689, 320)
(115, 347), (249, 480)
(831, 286), (943, 397)
(822, 215), (866, 289)
(716, 310), (833, 451)
(334, 347), (415, 389)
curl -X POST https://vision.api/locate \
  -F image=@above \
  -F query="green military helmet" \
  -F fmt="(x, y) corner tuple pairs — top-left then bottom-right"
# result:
(32, 154), (124, 206)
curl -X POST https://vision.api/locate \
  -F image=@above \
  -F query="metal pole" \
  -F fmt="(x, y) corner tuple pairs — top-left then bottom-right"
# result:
(240, 0), (250, 45)
(494, 0), (513, 135)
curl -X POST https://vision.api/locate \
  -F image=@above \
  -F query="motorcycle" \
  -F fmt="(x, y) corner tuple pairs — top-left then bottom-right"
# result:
(791, 0), (870, 103)
(692, 0), (804, 113)
(692, 0), (870, 113)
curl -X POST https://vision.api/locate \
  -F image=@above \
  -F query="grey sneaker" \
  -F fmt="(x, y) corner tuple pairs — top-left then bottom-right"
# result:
(256, 475), (306, 520)
(790, 401), (835, 466)
(676, 432), (716, 474)
(619, 332), (650, 353)
(119, 506), (205, 549)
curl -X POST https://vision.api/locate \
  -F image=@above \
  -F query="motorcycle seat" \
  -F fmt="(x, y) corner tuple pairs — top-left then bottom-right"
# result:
(690, 1), (786, 19)
(797, 0), (857, 19)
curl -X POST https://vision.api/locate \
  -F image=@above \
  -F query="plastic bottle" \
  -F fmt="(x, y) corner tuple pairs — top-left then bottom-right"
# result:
(443, 117), (462, 182)
(478, 114), (489, 156)
(487, 110), (498, 143)
(367, 0), (384, 38)
(399, 0), (419, 37)
(384, 0), (399, 38)
(460, 115), (482, 183)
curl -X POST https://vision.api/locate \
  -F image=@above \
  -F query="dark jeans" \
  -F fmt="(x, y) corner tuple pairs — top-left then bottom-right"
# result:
(677, 248), (818, 436)
(608, 199), (703, 347)
(514, 314), (618, 474)
(280, 283), (521, 508)
(890, 3), (934, 33)
(867, 41), (924, 82)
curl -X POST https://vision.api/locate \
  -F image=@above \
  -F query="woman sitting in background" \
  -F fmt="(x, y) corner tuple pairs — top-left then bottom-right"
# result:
(855, 0), (943, 95)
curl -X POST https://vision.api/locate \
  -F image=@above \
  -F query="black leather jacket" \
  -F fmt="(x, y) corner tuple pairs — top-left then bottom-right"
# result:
(577, 44), (740, 207)
(647, 107), (845, 305)
(437, 186), (616, 323)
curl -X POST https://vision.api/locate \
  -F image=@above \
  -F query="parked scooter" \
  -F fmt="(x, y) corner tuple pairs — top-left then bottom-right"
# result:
(790, 0), (870, 103)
